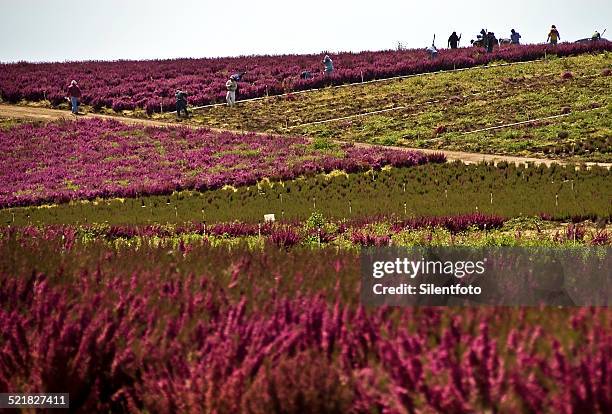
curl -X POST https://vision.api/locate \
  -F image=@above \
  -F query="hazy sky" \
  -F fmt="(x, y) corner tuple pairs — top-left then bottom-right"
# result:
(1, 0), (610, 62)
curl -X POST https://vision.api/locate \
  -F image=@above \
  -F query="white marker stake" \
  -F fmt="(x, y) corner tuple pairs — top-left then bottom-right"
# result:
(490, 192), (493, 204)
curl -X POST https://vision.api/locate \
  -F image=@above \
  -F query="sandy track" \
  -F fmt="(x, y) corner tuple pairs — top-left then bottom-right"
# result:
(1, 104), (610, 168)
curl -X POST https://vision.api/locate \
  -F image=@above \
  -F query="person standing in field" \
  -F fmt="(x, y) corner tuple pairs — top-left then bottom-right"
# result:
(448, 32), (461, 49)
(67, 80), (81, 114)
(510, 29), (521, 45)
(486, 32), (498, 53)
(547, 25), (560, 45)
(322, 54), (334, 76)
(226, 76), (238, 107)
(175, 89), (189, 118)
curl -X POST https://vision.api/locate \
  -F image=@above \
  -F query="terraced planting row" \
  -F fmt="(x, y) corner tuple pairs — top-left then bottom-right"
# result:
(185, 53), (612, 161)
(435, 107), (611, 159)
(3, 42), (610, 113)
(3, 162), (610, 225)
(2, 228), (610, 413)
(0, 118), (442, 207)
(6, 215), (608, 250)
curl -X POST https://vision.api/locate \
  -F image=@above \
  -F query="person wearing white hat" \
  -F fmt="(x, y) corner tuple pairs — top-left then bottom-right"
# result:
(67, 80), (82, 114)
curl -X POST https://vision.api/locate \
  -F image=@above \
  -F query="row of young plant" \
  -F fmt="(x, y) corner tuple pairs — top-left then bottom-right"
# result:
(1, 235), (609, 413)
(435, 106), (612, 162)
(0, 118), (444, 208)
(190, 52), (612, 135)
(4, 214), (609, 249)
(2, 42), (610, 113)
(4, 162), (610, 225)
(295, 71), (612, 156)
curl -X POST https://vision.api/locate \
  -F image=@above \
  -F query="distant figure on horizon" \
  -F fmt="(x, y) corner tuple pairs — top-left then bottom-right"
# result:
(448, 32), (461, 49)
(511, 29), (521, 45)
(592, 30), (601, 40)
(486, 32), (498, 53)
(67, 80), (81, 114)
(226, 76), (238, 107)
(547, 25), (560, 45)
(480, 29), (488, 49)
(175, 89), (188, 118)
(426, 44), (438, 59)
(322, 55), (334, 76)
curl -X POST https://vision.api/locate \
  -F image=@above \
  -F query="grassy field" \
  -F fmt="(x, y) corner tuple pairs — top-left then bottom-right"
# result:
(174, 53), (612, 161)
(3, 162), (610, 225)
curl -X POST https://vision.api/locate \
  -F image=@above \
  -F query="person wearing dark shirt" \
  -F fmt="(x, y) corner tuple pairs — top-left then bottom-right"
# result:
(448, 32), (461, 49)
(67, 80), (81, 114)
(486, 32), (497, 53)
(175, 90), (188, 118)
(510, 29), (521, 45)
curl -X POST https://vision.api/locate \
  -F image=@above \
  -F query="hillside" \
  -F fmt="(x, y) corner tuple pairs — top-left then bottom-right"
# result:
(1, 42), (610, 113)
(183, 52), (612, 162)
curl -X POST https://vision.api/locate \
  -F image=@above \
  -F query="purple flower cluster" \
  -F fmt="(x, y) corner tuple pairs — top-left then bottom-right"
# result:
(1, 239), (609, 412)
(0, 118), (443, 207)
(1, 42), (609, 113)
(392, 213), (506, 233)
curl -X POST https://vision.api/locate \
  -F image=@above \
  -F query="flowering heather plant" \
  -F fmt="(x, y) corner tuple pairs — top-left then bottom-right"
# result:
(0, 236), (610, 413)
(350, 231), (391, 247)
(0, 118), (443, 207)
(268, 226), (302, 248)
(392, 213), (506, 233)
(1, 42), (609, 113)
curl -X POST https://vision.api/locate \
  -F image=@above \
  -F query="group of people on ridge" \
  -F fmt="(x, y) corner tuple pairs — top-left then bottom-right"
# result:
(66, 24), (603, 117)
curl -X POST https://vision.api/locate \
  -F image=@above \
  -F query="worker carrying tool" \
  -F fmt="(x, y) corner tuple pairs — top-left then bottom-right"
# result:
(426, 34), (439, 58)
(175, 89), (188, 118)
(448, 32), (461, 49)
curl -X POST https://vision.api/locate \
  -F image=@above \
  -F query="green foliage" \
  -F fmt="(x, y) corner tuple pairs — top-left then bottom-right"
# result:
(2, 162), (610, 225)
(183, 53), (612, 161)
(305, 211), (326, 229)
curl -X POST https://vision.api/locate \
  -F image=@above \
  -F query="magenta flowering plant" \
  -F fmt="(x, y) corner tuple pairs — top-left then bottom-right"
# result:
(0, 118), (444, 207)
(0, 235), (610, 413)
(1, 42), (609, 113)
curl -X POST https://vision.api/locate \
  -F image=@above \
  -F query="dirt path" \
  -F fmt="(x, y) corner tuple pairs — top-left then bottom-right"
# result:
(2, 104), (610, 169)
